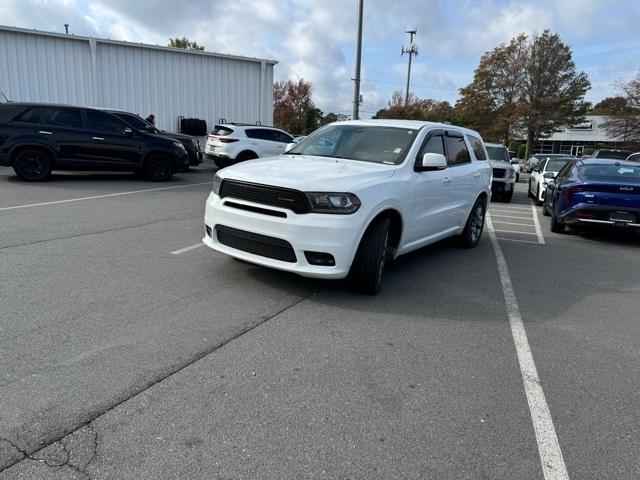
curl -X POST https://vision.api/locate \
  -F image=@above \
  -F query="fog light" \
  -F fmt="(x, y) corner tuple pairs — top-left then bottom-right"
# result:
(304, 251), (335, 266)
(205, 224), (212, 237)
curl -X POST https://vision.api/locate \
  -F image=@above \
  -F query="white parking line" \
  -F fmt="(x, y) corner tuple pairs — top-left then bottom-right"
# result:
(492, 221), (535, 227)
(171, 243), (205, 255)
(491, 214), (533, 220)
(495, 237), (543, 245)
(487, 216), (569, 480)
(0, 182), (211, 212)
(531, 204), (546, 245)
(493, 229), (538, 236)
(491, 205), (532, 211)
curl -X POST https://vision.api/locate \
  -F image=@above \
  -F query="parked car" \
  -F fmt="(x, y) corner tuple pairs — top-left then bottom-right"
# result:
(543, 158), (640, 234)
(528, 156), (577, 204)
(205, 123), (295, 169)
(0, 103), (188, 181)
(103, 109), (203, 167)
(626, 152), (640, 162)
(485, 143), (516, 201)
(524, 153), (573, 173)
(510, 159), (522, 182)
(590, 149), (633, 160)
(203, 120), (492, 294)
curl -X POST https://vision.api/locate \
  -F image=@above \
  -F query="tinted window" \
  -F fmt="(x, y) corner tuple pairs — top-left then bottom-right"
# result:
(273, 130), (294, 143)
(418, 134), (445, 157)
(41, 108), (83, 129)
(467, 136), (486, 160)
(212, 126), (234, 136)
(595, 150), (632, 160)
(445, 135), (471, 166)
(14, 107), (44, 124)
(486, 146), (510, 162)
(579, 163), (640, 179)
(115, 113), (148, 130)
(86, 110), (128, 133)
(245, 128), (267, 140)
(545, 159), (572, 172)
(289, 125), (418, 165)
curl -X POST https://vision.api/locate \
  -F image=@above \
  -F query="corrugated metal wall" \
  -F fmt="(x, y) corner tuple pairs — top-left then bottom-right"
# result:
(0, 27), (275, 132)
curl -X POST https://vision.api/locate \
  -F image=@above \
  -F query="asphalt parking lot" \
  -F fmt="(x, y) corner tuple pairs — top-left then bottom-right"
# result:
(1, 166), (639, 479)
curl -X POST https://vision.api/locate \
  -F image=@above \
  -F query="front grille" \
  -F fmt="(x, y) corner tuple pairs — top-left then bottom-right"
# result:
(224, 201), (287, 218)
(492, 168), (506, 178)
(219, 180), (310, 214)
(215, 225), (296, 263)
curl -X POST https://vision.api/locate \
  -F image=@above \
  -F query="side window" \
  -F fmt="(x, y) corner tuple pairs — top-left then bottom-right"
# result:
(41, 108), (83, 129)
(557, 163), (574, 180)
(13, 107), (45, 124)
(467, 136), (486, 160)
(274, 131), (293, 143)
(445, 134), (471, 166)
(245, 129), (265, 140)
(86, 110), (128, 133)
(418, 134), (445, 157)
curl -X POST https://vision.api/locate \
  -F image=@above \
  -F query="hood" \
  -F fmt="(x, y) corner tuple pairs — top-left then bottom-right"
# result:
(490, 160), (513, 169)
(218, 154), (396, 191)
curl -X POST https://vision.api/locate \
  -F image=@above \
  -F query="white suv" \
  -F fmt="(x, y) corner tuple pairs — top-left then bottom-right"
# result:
(205, 124), (295, 169)
(485, 143), (516, 202)
(203, 120), (492, 294)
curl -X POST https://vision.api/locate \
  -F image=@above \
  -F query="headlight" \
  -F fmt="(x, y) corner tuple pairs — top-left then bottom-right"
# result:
(507, 168), (515, 178)
(305, 192), (361, 214)
(212, 173), (222, 195)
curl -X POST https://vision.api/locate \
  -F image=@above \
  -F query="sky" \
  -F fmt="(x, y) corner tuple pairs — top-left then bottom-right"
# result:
(1, 0), (639, 118)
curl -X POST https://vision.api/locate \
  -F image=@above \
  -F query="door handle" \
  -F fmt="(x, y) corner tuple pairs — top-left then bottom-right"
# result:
(92, 137), (104, 141)
(38, 130), (52, 135)
(443, 176), (452, 183)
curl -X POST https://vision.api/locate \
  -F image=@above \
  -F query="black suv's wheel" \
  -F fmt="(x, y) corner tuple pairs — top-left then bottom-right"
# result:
(550, 213), (566, 233)
(349, 217), (390, 295)
(13, 149), (53, 181)
(542, 201), (551, 216)
(459, 197), (487, 248)
(143, 154), (174, 181)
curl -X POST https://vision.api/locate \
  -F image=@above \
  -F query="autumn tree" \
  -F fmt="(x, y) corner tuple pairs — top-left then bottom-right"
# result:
(373, 90), (453, 122)
(273, 79), (317, 134)
(590, 96), (630, 115)
(168, 37), (205, 51)
(600, 73), (640, 143)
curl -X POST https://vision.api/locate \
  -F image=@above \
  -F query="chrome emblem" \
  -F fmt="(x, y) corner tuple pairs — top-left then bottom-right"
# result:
(620, 187), (634, 192)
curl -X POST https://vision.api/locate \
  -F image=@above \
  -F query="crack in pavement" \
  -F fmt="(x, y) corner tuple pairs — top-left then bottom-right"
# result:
(0, 214), (200, 250)
(0, 290), (317, 474)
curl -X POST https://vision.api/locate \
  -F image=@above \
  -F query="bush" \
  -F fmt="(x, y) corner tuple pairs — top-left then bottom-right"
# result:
(517, 144), (527, 159)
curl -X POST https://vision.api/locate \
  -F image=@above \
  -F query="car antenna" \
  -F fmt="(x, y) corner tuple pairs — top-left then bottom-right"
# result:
(0, 90), (10, 103)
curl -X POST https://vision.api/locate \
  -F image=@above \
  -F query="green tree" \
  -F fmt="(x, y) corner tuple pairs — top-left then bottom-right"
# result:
(590, 96), (629, 115)
(321, 112), (339, 126)
(273, 79), (317, 134)
(600, 72), (640, 144)
(168, 37), (205, 51)
(373, 90), (453, 122)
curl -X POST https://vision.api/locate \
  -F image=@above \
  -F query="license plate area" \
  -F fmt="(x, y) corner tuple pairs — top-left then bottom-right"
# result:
(609, 211), (635, 223)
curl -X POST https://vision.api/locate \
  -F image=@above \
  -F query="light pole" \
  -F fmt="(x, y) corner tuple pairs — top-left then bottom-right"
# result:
(352, 0), (364, 120)
(402, 28), (418, 107)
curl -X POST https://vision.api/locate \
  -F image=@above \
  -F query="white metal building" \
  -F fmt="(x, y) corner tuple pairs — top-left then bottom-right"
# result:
(0, 25), (276, 132)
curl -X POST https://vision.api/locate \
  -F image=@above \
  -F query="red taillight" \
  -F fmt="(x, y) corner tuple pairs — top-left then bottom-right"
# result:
(218, 138), (239, 143)
(575, 210), (597, 219)
(564, 186), (583, 204)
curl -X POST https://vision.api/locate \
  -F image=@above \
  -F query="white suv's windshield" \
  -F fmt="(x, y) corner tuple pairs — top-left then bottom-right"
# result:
(288, 124), (419, 165)
(486, 146), (510, 162)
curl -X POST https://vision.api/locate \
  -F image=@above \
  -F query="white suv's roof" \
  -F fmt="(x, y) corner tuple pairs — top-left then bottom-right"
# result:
(331, 119), (482, 137)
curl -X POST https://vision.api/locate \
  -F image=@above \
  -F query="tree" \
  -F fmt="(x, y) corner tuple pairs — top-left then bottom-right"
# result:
(373, 90), (454, 122)
(168, 37), (205, 51)
(455, 34), (528, 143)
(518, 30), (590, 159)
(600, 73), (640, 144)
(321, 112), (338, 126)
(590, 96), (629, 115)
(273, 79), (317, 134)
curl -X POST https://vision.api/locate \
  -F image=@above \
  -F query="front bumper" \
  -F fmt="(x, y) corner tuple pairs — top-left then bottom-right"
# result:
(202, 192), (363, 279)
(188, 150), (203, 166)
(491, 179), (514, 194)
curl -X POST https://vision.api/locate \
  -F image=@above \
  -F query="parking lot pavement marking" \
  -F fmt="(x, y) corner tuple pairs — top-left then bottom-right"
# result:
(491, 221), (535, 227)
(493, 229), (538, 236)
(171, 242), (205, 255)
(491, 213), (534, 220)
(491, 205), (532, 211)
(494, 237), (542, 245)
(0, 182), (212, 212)
(531, 204), (546, 245)
(486, 216), (569, 480)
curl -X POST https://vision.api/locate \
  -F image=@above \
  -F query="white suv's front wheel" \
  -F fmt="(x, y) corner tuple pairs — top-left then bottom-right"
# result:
(459, 197), (487, 248)
(349, 217), (390, 295)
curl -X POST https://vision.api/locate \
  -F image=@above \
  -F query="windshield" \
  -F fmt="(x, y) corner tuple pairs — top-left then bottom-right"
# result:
(486, 146), (510, 162)
(546, 159), (572, 172)
(288, 124), (419, 165)
(579, 164), (640, 179)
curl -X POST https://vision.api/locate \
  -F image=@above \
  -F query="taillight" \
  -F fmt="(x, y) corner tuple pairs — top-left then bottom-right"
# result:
(575, 210), (597, 219)
(564, 186), (583, 204)
(218, 138), (239, 143)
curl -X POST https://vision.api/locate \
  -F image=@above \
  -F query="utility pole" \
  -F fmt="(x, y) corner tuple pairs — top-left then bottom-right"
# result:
(352, 0), (364, 120)
(401, 28), (418, 107)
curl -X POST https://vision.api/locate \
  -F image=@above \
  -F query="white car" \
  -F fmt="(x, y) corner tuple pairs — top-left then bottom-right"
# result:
(528, 156), (576, 204)
(485, 143), (516, 202)
(203, 120), (492, 294)
(205, 123), (295, 169)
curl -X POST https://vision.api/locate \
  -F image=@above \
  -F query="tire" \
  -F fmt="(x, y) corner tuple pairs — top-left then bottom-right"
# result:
(236, 151), (258, 163)
(542, 202), (551, 216)
(550, 213), (566, 233)
(502, 188), (514, 202)
(12, 149), (53, 181)
(516, 173), (520, 182)
(459, 196), (487, 248)
(527, 179), (533, 198)
(349, 217), (391, 295)
(142, 153), (174, 181)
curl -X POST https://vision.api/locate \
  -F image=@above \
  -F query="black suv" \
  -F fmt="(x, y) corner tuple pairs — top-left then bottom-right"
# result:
(102, 109), (203, 167)
(0, 103), (189, 181)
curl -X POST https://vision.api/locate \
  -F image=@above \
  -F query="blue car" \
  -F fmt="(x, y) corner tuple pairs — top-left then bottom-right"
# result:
(543, 158), (640, 234)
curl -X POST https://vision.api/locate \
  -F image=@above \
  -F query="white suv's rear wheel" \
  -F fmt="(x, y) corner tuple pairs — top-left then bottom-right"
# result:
(349, 217), (390, 295)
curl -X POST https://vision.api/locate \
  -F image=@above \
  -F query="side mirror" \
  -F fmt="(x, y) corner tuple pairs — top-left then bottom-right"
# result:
(285, 143), (296, 152)
(543, 172), (555, 179)
(418, 152), (447, 171)
(124, 127), (133, 137)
